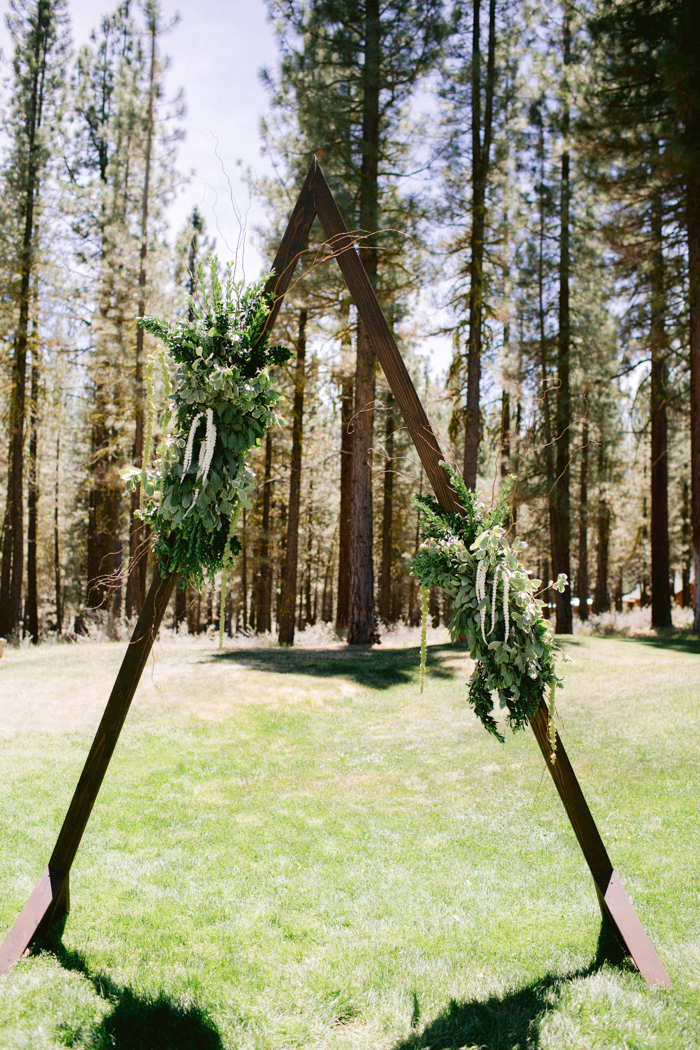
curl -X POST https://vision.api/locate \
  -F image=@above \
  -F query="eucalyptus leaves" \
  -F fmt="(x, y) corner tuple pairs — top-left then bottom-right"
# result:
(121, 260), (292, 590)
(409, 464), (566, 758)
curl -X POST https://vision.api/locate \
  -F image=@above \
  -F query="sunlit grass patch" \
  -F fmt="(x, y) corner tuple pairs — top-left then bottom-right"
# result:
(0, 634), (698, 1048)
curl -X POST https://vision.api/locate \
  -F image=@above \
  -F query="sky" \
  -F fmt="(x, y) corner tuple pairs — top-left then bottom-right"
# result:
(1, 0), (280, 273)
(0, 0), (452, 374)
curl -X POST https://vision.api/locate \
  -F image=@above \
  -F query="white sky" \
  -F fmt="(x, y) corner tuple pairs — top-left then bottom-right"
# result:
(0, 0), (452, 374)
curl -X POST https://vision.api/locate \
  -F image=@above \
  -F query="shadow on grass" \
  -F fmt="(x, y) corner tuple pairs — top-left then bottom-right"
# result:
(208, 643), (464, 690)
(46, 925), (222, 1050)
(392, 921), (634, 1050)
(633, 633), (700, 656)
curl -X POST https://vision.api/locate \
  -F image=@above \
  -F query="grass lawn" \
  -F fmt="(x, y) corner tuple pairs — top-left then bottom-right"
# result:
(0, 630), (698, 1049)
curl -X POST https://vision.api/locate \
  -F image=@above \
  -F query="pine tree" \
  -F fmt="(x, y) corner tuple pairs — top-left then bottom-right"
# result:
(73, 0), (180, 621)
(0, 0), (69, 640)
(589, 0), (700, 632)
(278, 308), (308, 645)
(263, 0), (446, 645)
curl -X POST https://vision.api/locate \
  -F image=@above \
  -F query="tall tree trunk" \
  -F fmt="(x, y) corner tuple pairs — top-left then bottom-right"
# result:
(174, 577), (186, 632)
(322, 531), (335, 623)
(86, 400), (120, 610)
(0, 14), (50, 639)
(681, 477), (691, 607)
(552, 11), (573, 635)
(463, 0), (496, 489)
(259, 431), (274, 634)
(534, 104), (556, 612)
(336, 375), (353, 631)
(687, 169), (700, 633)
(25, 348), (40, 644)
(649, 188), (671, 628)
(408, 465), (424, 626)
(348, 0), (381, 645)
(240, 506), (248, 632)
(592, 443), (611, 615)
(303, 479), (314, 627)
(348, 322), (378, 644)
(126, 11), (157, 618)
(577, 418), (589, 621)
(378, 392), (395, 624)
(279, 309), (307, 645)
(54, 433), (62, 634)
(500, 391), (510, 480)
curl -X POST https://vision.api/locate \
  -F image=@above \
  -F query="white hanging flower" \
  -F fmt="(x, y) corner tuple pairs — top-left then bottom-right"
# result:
(182, 412), (202, 479)
(197, 407), (217, 487)
(476, 558), (488, 643)
(503, 570), (510, 643)
(489, 564), (499, 636)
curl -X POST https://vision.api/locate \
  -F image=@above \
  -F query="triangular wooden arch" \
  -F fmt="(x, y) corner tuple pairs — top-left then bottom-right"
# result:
(0, 158), (670, 988)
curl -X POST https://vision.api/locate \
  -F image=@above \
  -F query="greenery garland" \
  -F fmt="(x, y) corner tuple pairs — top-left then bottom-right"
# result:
(409, 462), (567, 758)
(121, 259), (292, 591)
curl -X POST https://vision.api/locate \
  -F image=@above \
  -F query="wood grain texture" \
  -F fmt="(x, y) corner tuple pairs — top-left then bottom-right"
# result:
(530, 702), (670, 985)
(529, 702), (612, 879)
(596, 871), (671, 987)
(263, 162), (317, 334)
(49, 569), (177, 874)
(0, 866), (65, 977)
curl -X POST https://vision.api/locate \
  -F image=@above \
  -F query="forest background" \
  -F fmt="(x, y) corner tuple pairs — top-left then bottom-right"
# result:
(0, 0), (698, 648)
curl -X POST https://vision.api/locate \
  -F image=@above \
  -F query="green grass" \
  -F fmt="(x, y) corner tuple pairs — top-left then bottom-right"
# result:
(0, 632), (698, 1049)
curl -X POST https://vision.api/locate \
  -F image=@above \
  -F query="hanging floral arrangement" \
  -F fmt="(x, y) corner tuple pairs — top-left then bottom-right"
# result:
(121, 259), (292, 596)
(409, 462), (567, 760)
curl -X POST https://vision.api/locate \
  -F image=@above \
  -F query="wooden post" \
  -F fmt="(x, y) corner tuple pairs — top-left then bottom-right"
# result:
(263, 156), (669, 987)
(0, 570), (176, 976)
(0, 157), (670, 988)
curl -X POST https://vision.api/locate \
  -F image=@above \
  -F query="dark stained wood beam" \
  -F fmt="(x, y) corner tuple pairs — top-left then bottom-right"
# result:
(0, 156), (670, 989)
(308, 155), (669, 987)
(0, 570), (176, 976)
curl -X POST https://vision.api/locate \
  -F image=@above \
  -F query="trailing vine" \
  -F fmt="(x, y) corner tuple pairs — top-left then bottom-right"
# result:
(121, 259), (292, 590)
(410, 462), (567, 757)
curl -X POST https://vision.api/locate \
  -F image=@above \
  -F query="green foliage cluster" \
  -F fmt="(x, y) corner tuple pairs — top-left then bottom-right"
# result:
(122, 261), (292, 587)
(409, 464), (564, 741)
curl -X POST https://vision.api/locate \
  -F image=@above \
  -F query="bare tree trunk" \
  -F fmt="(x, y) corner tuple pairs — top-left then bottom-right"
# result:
(336, 375), (353, 631)
(686, 169), (700, 633)
(322, 531), (335, 623)
(240, 506), (248, 632)
(463, 0), (496, 489)
(347, 0), (381, 645)
(408, 466), (424, 626)
(650, 188), (671, 628)
(186, 580), (198, 635)
(126, 11), (157, 618)
(279, 309), (307, 645)
(577, 418), (589, 621)
(174, 577), (186, 632)
(681, 477), (691, 607)
(378, 392), (394, 624)
(348, 322), (378, 644)
(552, 11), (573, 635)
(259, 431), (273, 633)
(304, 479), (314, 627)
(533, 104), (556, 616)
(0, 16), (50, 639)
(592, 444), (611, 615)
(54, 433), (62, 634)
(25, 350), (40, 644)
